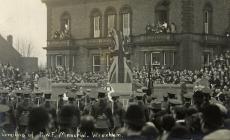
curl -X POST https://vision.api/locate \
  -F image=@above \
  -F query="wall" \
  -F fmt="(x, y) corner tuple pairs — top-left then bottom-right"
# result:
(0, 35), (21, 68)
(47, 0), (183, 39)
(193, 0), (229, 35)
(21, 57), (38, 73)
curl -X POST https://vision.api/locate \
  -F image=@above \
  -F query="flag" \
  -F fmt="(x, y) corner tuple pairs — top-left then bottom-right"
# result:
(108, 29), (132, 83)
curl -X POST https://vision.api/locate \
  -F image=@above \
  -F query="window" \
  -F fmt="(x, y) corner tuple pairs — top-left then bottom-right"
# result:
(204, 52), (210, 65)
(172, 52), (175, 66)
(61, 12), (71, 32)
(105, 7), (116, 36)
(108, 15), (115, 35)
(155, 1), (169, 24)
(64, 55), (67, 66)
(120, 5), (132, 37)
(203, 3), (213, 34)
(72, 56), (75, 67)
(56, 55), (63, 66)
(151, 52), (161, 66)
(163, 52), (166, 65)
(90, 9), (102, 38)
(93, 55), (100, 72)
(144, 53), (148, 66)
(94, 16), (101, 38)
(50, 55), (53, 67)
(123, 13), (130, 37)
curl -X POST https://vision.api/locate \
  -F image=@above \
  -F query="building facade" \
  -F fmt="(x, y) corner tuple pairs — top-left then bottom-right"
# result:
(42, 0), (230, 72)
(0, 35), (38, 73)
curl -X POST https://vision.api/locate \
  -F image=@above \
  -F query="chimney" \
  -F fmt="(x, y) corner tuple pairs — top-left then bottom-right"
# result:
(7, 35), (13, 46)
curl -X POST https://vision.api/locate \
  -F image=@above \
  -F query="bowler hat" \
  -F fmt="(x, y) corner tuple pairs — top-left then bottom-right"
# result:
(125, 104), (146, 126)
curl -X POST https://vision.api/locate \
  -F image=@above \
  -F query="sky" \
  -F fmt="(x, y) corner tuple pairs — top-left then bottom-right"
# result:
(0, 0), (47, 66)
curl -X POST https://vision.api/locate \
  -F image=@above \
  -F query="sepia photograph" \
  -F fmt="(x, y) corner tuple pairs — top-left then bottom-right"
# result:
(0, 0), (230, 139)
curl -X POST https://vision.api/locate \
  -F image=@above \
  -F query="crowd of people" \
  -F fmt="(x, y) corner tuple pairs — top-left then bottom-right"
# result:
(46, 67), (108, 84)
(145, 22), (176, 35)
(1, 51), (230, 139)
(0, 83), (230, 140)
(133, 52), (230, 91)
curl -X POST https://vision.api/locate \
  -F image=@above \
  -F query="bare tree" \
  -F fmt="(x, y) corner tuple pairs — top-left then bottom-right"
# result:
(15, 39), (33, 57)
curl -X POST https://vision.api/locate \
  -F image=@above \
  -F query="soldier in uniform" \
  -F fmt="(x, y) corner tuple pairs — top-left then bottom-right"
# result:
(168, 92), (177, 100)
(82, 91), (96, 116)
(58, 94), (65, 111)
(0, 104), (11, 140)
(135, 89), (150, 122)
(66, 92), (80, 132)
(183, 92), (194, 108)
(91, 89), (114, 134)
(42, 92), (57, 132)
(16, 91), (32, 133)
(75, 91), (85, 113)
(33, 90), (44, 107)
(110, 92), (125, 132)
(161, 93), (169, 111)
(0, 89), (10, 105)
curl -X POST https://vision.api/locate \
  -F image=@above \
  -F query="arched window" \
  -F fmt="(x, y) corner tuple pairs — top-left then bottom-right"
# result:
(120, 5), (132, 37)
(60, 12), (71, 32)
(203, 3), (213, 34)
(105, 7), (117, 37)
(90, 9), (102, 38)
(155, 1), (170, 24)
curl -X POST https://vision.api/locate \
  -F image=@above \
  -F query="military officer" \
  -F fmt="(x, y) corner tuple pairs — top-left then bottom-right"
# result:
(91, 89), (114, 134)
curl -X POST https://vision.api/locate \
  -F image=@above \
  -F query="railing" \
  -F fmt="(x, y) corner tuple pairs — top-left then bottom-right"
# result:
(202, 34), (228, 45)
(47, 40), (73, 48)
(46, 33), (229, 48)
(131, 33), (179, 45)
(47, 37), (113, 48)
(74, 37), (113, 47)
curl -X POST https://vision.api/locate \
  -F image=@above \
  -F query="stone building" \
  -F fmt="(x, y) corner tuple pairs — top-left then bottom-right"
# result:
(42, 0), (230, 72)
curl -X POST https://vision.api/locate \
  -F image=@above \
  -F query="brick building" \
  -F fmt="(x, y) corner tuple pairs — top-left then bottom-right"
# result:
(0, 35), (38, 73)
(42, 0), (230, 72)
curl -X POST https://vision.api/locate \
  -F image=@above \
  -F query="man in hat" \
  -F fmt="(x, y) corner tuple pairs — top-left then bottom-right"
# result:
(110, 92), (125, 131)
(168, 91), (177, 100)
(16, 91), (32, 133)
(75, 91), (85, 113)
(161, 93), (169, 111)
(123, 104), (146, 138)
(58, 94), (65, 111)
(91, 89), (114, 134)
(33, 90), (44, 107)
(183, 92), (193, 108)
(0, 89), (10, 105)
(0, 104), (13, 139)
(135, 89), (150, 122)
(168, 99), (182, 114)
